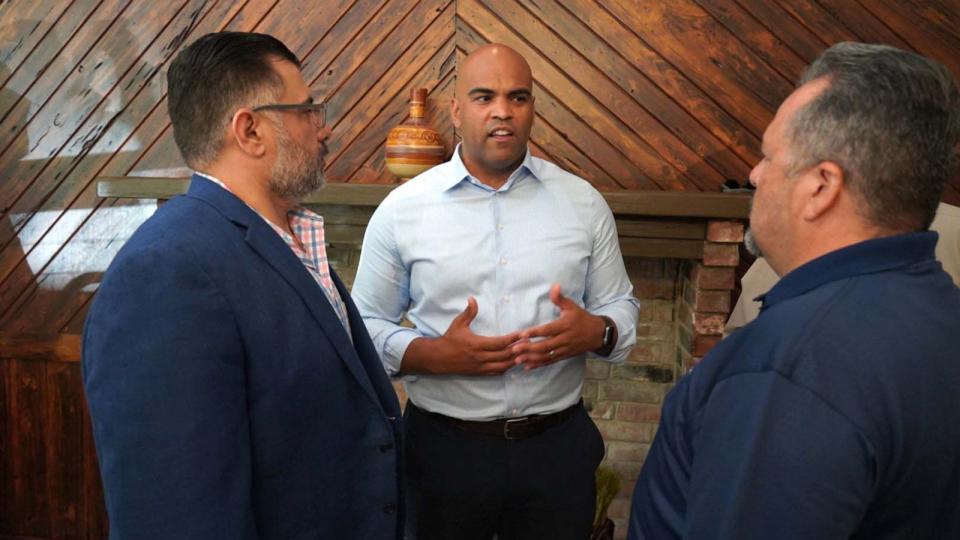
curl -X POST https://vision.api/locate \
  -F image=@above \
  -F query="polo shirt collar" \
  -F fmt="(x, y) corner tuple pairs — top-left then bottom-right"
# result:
(760, 231), (939, 312)
(441, 143), (541, 192)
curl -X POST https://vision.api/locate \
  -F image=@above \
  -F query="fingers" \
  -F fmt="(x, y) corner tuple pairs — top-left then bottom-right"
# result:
(519, 320), (561, 340)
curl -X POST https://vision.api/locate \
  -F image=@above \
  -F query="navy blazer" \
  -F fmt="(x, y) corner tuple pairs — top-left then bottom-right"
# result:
(83, 175), (403, 539)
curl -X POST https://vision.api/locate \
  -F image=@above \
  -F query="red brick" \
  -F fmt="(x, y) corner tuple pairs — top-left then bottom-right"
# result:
(617, 402), (662, 423)
(693, 334), (723, 357)
(625, 344), (664, 365)
(638, 300), (675, 323)
(598, 380), (666, 403)
(706, 220), (745, 242)
(582, 380), (598, 400)
(608, 441), (651, 461)
(693, 312), (726, 335)
(585, 359), (611, 380)
(684, 355), (705, 372)
(702, 241), (740, 267)
(606, 497), (632, 520)
(690, 264), (735, 290)
(612, 363), (674, 384)
(633, 277), (677, 300)
(596, 419), (659, 443)
(612, 517), (628, 540)
(587, 400), (616, 420)
(693, 289), (731, 313)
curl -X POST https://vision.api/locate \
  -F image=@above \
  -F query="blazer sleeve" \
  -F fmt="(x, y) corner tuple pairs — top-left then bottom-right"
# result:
(82, 242), (258, 539)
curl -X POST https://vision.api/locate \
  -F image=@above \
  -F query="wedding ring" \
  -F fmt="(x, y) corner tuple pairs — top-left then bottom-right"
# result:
(549, 350), (556, 358)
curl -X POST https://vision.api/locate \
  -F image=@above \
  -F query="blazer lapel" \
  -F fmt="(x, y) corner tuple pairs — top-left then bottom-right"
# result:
(185, 175), (382, 408)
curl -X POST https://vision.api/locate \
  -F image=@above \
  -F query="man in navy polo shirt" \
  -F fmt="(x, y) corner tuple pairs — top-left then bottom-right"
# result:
(629, 42), (960, 539)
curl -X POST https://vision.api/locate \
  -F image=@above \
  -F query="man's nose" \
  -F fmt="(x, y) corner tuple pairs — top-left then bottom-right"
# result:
(491, 97), (513, 120)
(318, 125), (332, 143)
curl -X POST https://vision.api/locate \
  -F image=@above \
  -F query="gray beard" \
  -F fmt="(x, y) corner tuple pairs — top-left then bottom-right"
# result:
(743, 228), (764, 258)
(269, 127), (327, 200)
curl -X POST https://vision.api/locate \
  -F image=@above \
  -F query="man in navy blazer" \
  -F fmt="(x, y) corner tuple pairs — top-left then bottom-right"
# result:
(82, 32), (403, 539)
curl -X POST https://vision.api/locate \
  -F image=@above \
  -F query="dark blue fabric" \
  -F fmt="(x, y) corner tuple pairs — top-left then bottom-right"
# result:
(83, 175), (404, 539)
(629, 232), (960, 540)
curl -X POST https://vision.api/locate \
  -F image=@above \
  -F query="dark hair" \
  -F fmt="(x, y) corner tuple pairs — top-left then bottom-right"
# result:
(788, 42), (960, 231)
(166, 32), (300, 168)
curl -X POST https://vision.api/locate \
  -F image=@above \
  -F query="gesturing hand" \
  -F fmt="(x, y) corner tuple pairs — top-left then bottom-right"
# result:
(511, 284), (606, 370)
(402, 297), (521, 376)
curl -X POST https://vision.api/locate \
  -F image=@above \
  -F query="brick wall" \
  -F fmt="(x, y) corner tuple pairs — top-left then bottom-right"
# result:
(588, 258), (683, 537)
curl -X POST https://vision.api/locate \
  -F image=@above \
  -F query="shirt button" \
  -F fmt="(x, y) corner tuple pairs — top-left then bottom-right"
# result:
(383, 503), (397, 515)
(379, 443), (394, 453)
(500, 256), (507, 265)
(497, 223), (504, 230)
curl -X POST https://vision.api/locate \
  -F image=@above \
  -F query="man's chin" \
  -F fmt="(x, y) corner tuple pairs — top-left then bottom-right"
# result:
(270, 172), (326, 202)
(744, 228), (764, 258)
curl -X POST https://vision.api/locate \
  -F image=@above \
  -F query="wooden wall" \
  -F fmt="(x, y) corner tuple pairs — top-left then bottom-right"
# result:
(1, 1), (959, 538)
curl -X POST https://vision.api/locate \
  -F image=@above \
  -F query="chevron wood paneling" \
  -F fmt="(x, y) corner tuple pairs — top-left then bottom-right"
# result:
(2, 1), (960, 537)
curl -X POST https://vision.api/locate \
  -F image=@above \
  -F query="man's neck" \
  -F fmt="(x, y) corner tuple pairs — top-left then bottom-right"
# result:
(459, 148), (523, 190)
(202, 165), (297, 236)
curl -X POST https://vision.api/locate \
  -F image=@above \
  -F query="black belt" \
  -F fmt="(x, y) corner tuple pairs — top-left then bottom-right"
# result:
(411, 400), (582, 440)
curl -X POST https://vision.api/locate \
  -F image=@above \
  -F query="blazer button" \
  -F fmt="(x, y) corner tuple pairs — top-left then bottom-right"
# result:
(379, 443), (394, 453)
(383, 503), (397, 515)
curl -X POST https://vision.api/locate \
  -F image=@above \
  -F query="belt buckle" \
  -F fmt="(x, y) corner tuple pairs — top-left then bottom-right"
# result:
(503, 416), (529, 440)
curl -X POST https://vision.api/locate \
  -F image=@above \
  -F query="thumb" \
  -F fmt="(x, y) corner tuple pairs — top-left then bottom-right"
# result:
(550, 284), (573, 309)
(453, 296), (479, 327)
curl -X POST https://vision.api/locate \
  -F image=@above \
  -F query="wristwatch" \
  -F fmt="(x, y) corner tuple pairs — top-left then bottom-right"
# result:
(596, 316), (616, 357)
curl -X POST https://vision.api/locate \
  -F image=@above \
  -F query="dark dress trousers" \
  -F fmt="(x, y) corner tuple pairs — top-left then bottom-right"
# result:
(83, 175), (403, 539)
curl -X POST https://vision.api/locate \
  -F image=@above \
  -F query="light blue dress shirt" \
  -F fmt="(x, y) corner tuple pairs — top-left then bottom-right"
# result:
(352, 146), (640, 420)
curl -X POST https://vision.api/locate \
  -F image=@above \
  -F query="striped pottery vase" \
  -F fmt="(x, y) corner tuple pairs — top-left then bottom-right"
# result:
(385, 88), (445, 181)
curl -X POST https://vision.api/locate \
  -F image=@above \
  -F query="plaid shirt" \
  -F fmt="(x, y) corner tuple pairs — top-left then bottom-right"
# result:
(196, 173), (352, 340)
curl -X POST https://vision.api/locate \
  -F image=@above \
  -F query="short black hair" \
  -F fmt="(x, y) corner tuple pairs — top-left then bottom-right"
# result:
(166, 32), (300, 168)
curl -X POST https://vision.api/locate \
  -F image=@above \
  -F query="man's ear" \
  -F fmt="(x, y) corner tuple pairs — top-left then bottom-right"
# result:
(450, 98), (461, 129)
(801, 160), (844, 221)
(229, 108), (268, 158)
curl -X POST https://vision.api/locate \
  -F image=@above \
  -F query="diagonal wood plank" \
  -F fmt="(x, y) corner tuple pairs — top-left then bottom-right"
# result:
(460, 0), (702, 191)
(0, 0), (279, 328)
(521, 0), (752, 185)
(561, 0), (761, 166)
(332, 30), (457, 182)
(600, 0), (789, 136)
(324, 0), (454, 174)
(695, 0), (809, 79)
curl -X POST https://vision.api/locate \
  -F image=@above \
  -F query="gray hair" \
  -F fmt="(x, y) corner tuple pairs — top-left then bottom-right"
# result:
(787, 42), (960, 231)
(167, 32), (301, 169)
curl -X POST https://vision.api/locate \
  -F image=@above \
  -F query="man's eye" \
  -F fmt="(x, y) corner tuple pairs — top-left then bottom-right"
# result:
(475, 95), (491, 103)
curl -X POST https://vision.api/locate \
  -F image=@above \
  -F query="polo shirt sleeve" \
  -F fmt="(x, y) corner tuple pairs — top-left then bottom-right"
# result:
(685, 370), (875, 539)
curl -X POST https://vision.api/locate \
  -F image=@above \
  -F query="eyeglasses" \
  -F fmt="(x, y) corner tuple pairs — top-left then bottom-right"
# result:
(252, 102), (326, 129)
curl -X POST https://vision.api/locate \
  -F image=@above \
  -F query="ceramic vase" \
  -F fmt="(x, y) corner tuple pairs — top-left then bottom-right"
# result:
(385, 87), (445, 181)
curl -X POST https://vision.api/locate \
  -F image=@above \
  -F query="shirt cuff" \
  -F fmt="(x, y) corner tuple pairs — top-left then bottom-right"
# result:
(588, 309), (638, 364)
(382, 328), (423, 377)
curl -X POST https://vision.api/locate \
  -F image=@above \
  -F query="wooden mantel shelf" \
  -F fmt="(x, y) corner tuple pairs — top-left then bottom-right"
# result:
(97, 177), (751, 259)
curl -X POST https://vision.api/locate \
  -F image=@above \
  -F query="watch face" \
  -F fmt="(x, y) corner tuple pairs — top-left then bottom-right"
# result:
(603, 322), (614, 346)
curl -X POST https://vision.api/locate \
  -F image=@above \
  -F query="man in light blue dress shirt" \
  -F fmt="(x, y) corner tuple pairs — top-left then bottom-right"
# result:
(353, 44), (639, 540)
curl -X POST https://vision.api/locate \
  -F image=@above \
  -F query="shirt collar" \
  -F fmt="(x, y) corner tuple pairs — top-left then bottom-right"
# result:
(193, 171), (322, 226)
(760, 231), (939, 312)
(441, 143), (542, 192)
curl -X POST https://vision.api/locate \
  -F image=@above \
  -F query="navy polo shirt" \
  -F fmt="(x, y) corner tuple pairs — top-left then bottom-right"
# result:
(629, 232), (960, 539)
